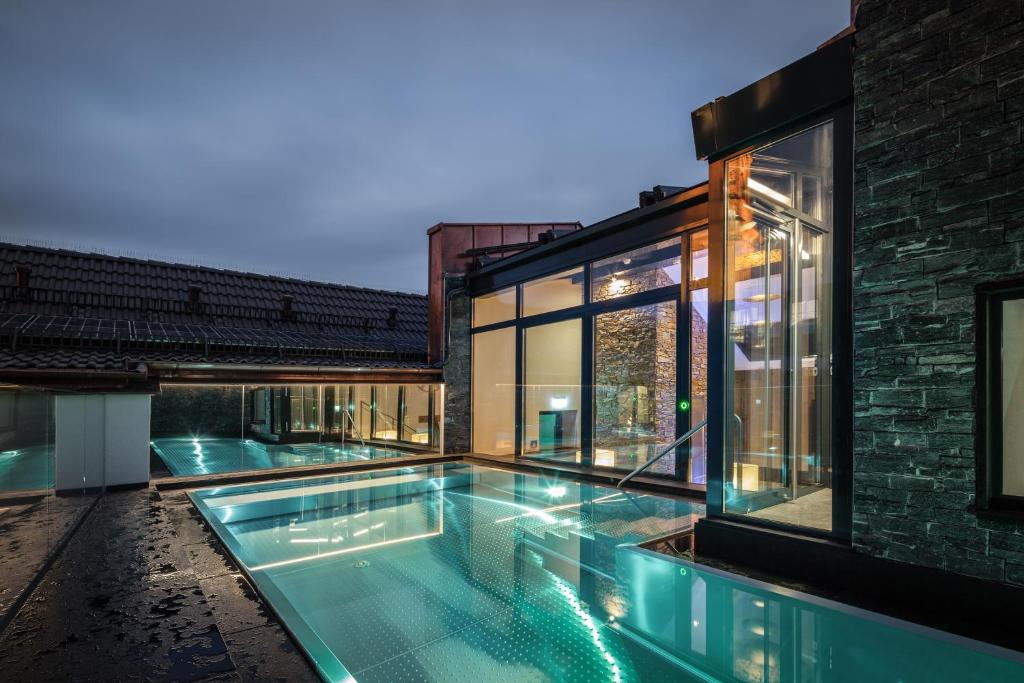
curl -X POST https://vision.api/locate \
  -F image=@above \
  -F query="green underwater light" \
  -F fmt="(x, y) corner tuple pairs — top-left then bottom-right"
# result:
(678, 399), (691, 412)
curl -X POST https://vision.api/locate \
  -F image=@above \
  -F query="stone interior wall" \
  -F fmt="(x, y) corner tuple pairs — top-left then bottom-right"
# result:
(442, 275), (472, 454)
(594, 269), (678, 447)
(854, 0), (1024, 584)
(150, 385), (244, 439)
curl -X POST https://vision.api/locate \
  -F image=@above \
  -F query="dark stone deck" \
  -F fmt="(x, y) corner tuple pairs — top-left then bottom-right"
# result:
(0, 488), (318, 682)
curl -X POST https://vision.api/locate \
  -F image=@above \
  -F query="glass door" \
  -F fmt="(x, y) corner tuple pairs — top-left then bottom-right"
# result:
(724, 121), (834, 532)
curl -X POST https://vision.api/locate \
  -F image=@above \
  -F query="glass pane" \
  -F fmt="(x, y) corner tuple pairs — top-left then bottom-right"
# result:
(402, 385), (435, 446)
(472, 328), (516, 455)
(690, 287), (708, 484)
(522, 319), (582, 458)
(691, 230), (709, 283)
(724, 121), (833, 532)
(473, 287), (516, 327)
(352, 385), (372, 439)
(373, 385), (399, 440)
(593, 302), (677, 473)
(1002, 299), (1024, 496)
(591, 238), (682, 302)
(521, 267), (583, 317)
(289, 385), (319, 432)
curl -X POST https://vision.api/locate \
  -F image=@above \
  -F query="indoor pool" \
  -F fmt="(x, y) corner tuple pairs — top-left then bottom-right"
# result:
(151, 437), (408, 477)
(190, 463), (1024, 682)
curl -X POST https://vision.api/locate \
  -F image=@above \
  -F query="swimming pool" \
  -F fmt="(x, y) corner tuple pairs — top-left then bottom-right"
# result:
(151, 437), (409, 477)
(190, 462), (1024, 682)
(0, 444), (54, 491)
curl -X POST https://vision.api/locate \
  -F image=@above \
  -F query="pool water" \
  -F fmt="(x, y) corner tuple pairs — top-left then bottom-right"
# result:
(0, 444), (54, 491)
(190, 463), (1024, 683)
(151, 437), (409, 477)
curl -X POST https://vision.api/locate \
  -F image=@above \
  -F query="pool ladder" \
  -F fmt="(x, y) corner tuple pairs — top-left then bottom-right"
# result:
(617, 419), (707, 489)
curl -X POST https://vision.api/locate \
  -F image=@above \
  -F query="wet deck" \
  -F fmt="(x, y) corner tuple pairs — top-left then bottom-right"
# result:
(0, 488), (318, 682)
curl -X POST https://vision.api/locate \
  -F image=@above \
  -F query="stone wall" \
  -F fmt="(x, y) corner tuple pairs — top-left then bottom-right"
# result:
(150, 385), (244, 439)
(442, 275), (472, 454)
(853, 0), (1024, 584)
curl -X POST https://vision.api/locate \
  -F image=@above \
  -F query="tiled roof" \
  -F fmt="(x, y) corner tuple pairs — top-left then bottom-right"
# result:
(0, 243), (428, 371)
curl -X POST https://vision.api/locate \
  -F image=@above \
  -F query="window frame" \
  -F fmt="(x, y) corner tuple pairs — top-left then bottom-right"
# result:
(977, 278), (1024, 518)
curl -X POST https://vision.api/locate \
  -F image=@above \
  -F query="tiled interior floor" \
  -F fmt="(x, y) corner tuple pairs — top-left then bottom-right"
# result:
(0, 488), (318, 682)
(747, 487), (833, 530)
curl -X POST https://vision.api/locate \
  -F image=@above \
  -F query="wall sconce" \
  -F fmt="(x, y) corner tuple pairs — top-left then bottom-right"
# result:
(550, 395), (570, 410)
(608, 277), (626, 296)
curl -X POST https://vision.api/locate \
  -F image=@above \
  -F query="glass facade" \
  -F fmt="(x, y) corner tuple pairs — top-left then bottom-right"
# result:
(591, 238), (682, 302)
(469, 228), (708, 482)
(472, 286), (516, 327)
(724, 121), (834, 531)
(146, 382), (441, 479)
(521, 267), (584, 317)
(472, 327), (516, 455)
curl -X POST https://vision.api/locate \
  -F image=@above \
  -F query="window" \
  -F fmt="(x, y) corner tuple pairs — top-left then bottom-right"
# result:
(473, 286), (516, 327)
(723, 121), (834, 532)
(289, 386), (319, 431)
(594, 302), (676, 472)
(522, 319), (582, 457)
(591, 238), (683, 302)
(521, 267), (583, 317)
(979, 283), (1024, 513)
(472, 328), (516, 455)
(251, 389), (267, 423)
(373, 385), (400, 440)
(401, 385), (436, 445)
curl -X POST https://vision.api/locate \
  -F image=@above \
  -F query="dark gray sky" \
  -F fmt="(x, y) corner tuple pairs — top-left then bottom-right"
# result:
(0, 1), (849, 293)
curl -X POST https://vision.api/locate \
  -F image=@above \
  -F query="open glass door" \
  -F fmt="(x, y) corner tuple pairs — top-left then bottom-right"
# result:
(723, 121), (834, 532)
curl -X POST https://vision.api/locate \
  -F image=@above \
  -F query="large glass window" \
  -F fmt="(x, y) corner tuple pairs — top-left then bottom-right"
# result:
(289, 385), (320, 431)
(402, 385), (436, 445)
(472, 328), (516, 455)
(724, 121), (834, 532)
(591, 238), (683, 302)
(473, 286), (516, 327)
(594, 301), (676, 472)
(980, 287), (1024, 511)
(351, 384), (373, 439)
(522, 319), (582, 458)
(690, 230), (709, 483)
(521, 267), (583, 317)
(1002, 299), (1024, 497)
(373, 385), (400, 440)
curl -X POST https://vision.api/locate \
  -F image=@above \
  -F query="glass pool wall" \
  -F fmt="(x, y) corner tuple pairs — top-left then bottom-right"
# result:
(150, 383), (442, 477)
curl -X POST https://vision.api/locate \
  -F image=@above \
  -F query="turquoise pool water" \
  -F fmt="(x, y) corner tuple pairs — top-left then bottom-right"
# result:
(0, 444), (54, 491)
(190, 463), (1024, 683)
(151, 437), (408, 477)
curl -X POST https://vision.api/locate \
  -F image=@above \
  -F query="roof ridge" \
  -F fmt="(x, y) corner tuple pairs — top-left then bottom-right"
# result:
(0, 239), (426, 300)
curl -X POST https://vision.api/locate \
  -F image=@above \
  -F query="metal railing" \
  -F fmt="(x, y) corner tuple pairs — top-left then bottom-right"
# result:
(617, 419), (707, 489)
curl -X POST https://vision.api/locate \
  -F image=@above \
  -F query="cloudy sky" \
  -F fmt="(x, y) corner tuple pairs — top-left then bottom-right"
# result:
(0, 1), (849, 293)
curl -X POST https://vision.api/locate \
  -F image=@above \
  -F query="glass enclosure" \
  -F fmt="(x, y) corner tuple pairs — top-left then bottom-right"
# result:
(148, 383), (442, 478)
(472, 286), (516, 327)
(1001, 298), (1024, 497)
(0, 386), (95, 628)
(724, 121), (834, 531)
(470, 228), (708, 482)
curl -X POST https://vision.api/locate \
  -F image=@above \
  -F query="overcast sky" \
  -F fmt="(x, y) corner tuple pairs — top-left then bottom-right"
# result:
(0, 1), (849, 293)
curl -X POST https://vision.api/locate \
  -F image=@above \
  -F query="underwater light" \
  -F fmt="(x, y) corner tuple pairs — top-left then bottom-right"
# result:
(547, 486), (567, 498)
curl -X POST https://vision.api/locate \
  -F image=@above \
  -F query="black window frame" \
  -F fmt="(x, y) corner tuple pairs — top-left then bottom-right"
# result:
(977, 278), (1024, 517)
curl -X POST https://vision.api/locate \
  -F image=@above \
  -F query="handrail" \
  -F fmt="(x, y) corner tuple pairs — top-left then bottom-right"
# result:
(617, 419), (707, 489)
(342, 407), (367, 448)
